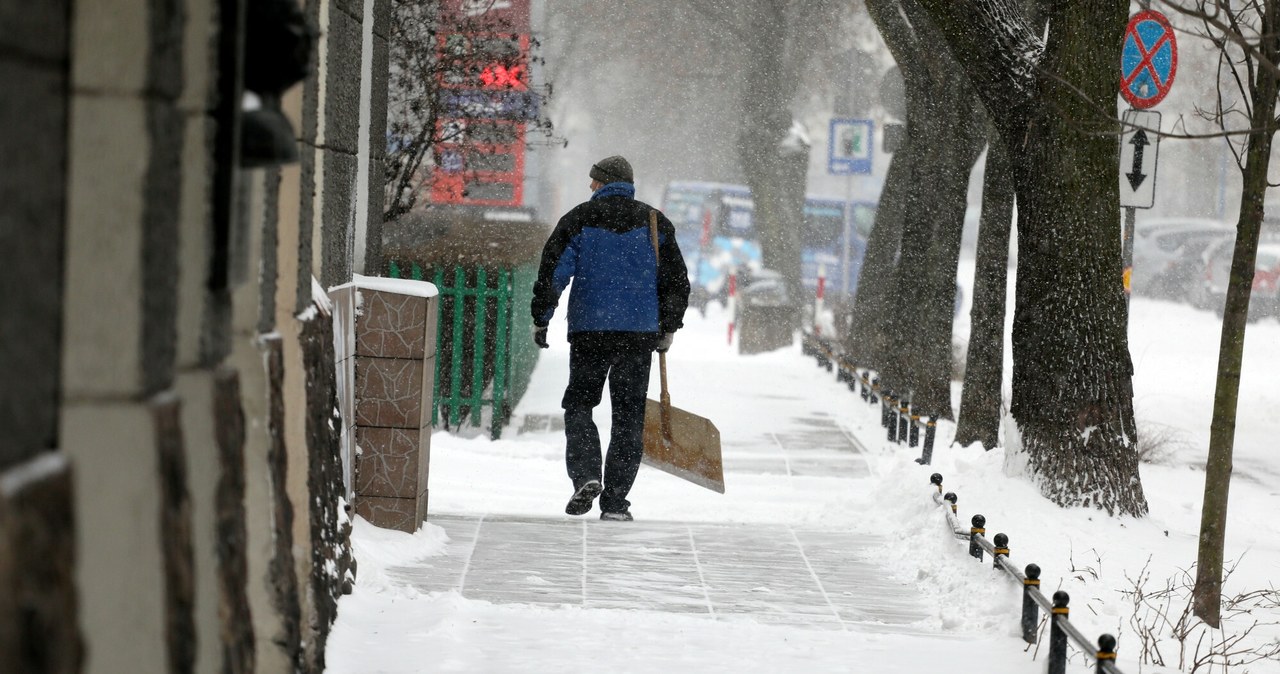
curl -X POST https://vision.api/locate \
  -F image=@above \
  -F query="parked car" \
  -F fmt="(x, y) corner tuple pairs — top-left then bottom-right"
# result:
(1200, 240), (1280, 321)
(1131, 218), (1234, 302)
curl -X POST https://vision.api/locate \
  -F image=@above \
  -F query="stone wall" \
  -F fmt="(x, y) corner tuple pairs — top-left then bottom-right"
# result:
(0, 0), (390, 671)
(301, 308), (355, 673)
(0, 0), (70, 471)
(60, 0), (195, 670)
(0, 457), (81, 674)
(0, 1), (81, 669)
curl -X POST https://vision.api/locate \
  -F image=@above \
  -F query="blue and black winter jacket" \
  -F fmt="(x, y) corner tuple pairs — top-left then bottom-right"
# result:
(531, 183), (691, 339)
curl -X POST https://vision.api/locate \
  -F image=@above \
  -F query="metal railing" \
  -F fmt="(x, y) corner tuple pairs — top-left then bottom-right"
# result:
(800, 331), (1126, 671)
(929, 473), (1125, 674)
(801, 332), (940, 464)
(388, 261), (539, 439)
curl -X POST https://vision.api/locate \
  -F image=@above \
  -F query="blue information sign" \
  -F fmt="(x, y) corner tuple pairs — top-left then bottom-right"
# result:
(828, 118), (873, 175)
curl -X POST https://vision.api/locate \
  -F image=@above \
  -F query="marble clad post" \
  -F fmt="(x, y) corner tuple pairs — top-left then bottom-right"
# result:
(330, 276), (438, 532)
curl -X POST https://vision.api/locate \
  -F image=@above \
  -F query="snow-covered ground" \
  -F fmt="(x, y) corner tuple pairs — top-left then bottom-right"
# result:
(326, 263), (1280, 673)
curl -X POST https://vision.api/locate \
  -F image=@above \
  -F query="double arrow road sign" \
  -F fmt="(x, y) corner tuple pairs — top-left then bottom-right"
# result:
(1120, 109), (1160, 209)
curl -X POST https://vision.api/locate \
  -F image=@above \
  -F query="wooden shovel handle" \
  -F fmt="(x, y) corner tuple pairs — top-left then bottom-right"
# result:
(650, 210), (673, 438)
(659, 351), (672, 440)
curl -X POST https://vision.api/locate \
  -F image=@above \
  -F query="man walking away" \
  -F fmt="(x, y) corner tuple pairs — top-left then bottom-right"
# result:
(531, 156), (690, 521)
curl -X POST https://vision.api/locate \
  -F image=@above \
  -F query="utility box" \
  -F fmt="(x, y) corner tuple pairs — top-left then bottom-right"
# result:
(737, 269), (796, 355)
(330, 276), (439, 532)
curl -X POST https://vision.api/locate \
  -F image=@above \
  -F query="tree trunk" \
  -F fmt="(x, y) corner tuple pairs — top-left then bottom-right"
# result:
(1007, 1), (1145, 516)
(844, 131), (911, 369)
(890, 93), (983, 419)
(955, 128), (1013, 448)
(736, 3), (806, 307)
(863, 0), (984, 418)
(1193, 4), (1280, 624)
(916, 0), (1148, 515)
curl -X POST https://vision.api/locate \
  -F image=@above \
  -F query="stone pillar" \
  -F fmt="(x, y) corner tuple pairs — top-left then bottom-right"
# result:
(333, 280), (439, 532)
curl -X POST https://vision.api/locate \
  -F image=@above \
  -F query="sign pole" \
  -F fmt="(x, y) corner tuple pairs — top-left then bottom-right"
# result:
(844, 173), (854, 294)
(1123, 205), (1135, 316)
(1118, 9), (1175, 324)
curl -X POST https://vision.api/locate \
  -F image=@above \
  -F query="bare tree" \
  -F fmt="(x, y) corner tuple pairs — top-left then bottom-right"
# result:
(1150, 0), (1280, 628)
(686, 0), (846, 303)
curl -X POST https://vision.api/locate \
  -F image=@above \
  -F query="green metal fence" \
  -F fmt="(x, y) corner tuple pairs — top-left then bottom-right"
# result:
(387, 260), (540, 439)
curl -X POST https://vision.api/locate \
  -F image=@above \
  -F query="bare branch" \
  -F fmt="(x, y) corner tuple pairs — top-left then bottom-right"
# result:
(1157, 0), (1280, 79)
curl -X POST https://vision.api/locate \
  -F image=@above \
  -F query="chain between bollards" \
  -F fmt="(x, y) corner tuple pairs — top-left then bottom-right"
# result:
(926, 474), (1127, 673)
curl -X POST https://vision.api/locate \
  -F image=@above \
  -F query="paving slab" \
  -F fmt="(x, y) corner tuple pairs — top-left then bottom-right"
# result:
(388, 512), (931, 633)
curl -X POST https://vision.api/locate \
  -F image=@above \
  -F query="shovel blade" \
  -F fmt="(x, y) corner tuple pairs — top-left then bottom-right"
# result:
(641, 399), (725, 493)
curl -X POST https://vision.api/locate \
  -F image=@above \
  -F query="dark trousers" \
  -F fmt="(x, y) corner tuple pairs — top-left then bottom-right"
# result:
(562, 338), (653, 514)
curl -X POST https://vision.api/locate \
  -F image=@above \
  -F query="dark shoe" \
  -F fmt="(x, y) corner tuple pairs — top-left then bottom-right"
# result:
(565, 480), (603, 516)
(599, 510), (633, 522)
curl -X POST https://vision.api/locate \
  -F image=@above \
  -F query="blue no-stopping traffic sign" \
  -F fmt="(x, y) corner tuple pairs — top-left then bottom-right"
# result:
(1121, 10), (1177, 109)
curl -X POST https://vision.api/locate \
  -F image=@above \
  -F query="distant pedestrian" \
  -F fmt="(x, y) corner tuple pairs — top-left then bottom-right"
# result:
(531, 156), (691, 521)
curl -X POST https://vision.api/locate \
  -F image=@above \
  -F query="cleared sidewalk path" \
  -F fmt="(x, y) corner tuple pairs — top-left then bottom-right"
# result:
(388, 367), (928, 632)
(387, 513), (928, 632)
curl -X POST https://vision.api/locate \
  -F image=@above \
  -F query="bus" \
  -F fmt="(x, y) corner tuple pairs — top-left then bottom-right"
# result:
(660, 180), (876, 313)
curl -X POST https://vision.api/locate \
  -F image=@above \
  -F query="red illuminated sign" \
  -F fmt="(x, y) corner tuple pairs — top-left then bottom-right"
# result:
(479, 63), (527, 90)
(432, 0), (530, 208)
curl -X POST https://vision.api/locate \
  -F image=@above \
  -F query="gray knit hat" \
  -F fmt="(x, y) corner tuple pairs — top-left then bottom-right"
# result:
(589, 155), (634, 184)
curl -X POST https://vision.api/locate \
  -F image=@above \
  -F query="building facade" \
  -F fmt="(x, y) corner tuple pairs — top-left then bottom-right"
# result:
(0, 0), (391, 672)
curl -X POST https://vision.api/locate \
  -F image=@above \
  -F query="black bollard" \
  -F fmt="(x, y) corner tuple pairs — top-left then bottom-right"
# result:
(909, 414), (920, 447)
(887, 396), (899, 442)
(930, 473), (944, 494)
(917, 416), (937, 464)
(1021, 564), (1041, 644)
(897, 400), (909, 444)
(992, 533), (1009, 570)
(1096, 634), (1117, 673)
(859, 371), (869, 401)
(969, 514), (986, 561)
(1048, 591), (1070, 674)
(944, 492), (957, 514)
(869, 377), (880, 405)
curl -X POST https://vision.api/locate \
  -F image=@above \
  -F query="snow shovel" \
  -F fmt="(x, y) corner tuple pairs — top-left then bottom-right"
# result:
(641, 210), (725, 493)
(642, 353), (725, 493)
